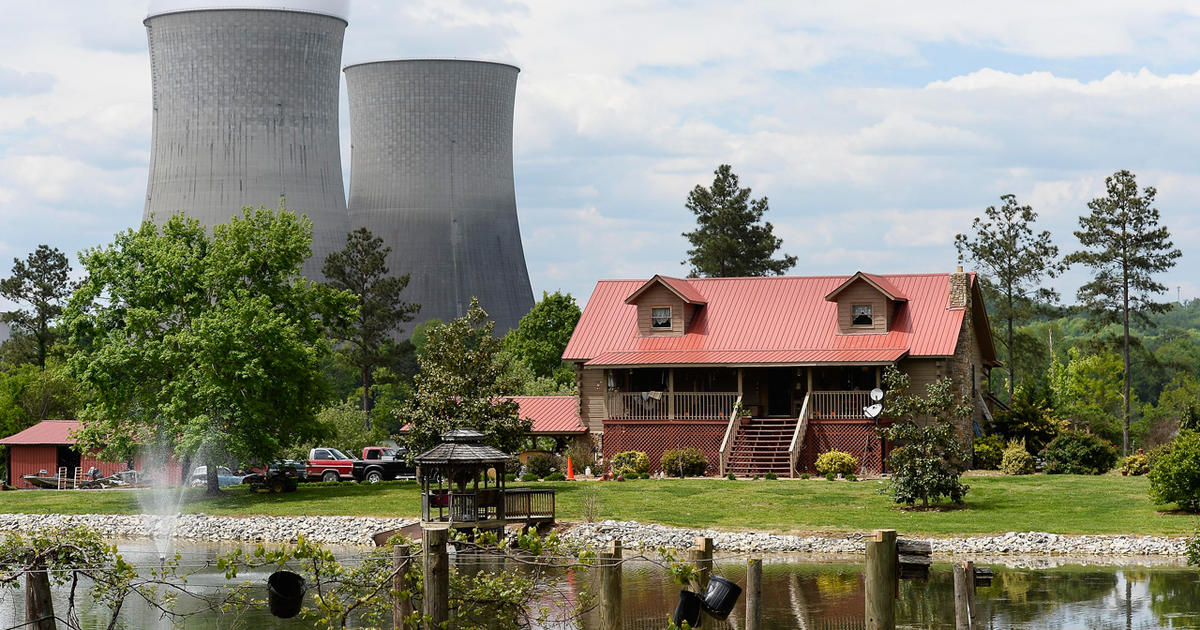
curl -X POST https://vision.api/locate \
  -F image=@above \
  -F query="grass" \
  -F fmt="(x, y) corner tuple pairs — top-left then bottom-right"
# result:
(0, 474), (1193, 537)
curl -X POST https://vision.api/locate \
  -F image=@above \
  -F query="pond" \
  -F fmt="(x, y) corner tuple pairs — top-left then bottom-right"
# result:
(1, 542), (1199, 629)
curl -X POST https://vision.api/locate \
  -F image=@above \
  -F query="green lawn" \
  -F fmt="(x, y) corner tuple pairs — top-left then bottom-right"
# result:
(0, 474), (1189, 537)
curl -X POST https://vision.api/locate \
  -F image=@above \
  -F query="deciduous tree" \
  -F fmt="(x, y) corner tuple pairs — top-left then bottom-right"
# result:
(0, 245), (75, 369)
(682, 164), (796, 277)
(955, 194), (1062, 400)
(1066, 170), (1182, 455)
(503, 291), (581, 388)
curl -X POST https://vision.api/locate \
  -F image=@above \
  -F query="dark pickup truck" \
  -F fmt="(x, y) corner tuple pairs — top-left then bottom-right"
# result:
(352, 446), (415, 483)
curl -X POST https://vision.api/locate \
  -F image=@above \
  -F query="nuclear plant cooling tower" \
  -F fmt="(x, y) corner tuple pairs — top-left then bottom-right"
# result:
(143, 8), (349, 282)
(345, 60), (535, 333)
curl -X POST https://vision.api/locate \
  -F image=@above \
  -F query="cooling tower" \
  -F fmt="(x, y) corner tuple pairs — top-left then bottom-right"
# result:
(345, 59), (535, 333)
(143, 8), (349, 282)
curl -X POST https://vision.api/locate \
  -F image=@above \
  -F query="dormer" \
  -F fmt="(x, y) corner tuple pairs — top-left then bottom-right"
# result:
(625, 275), (706, 337)
(824, 271), (907, 334)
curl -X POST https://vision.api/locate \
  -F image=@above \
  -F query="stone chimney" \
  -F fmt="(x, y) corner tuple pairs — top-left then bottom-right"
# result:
(949, 266), (969, 309)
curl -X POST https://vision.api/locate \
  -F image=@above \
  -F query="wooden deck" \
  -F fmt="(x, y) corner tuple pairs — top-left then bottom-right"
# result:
(421, 487), (555, 530)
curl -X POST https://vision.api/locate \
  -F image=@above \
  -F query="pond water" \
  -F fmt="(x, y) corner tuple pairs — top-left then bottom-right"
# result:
(1, 542), (1199, 629)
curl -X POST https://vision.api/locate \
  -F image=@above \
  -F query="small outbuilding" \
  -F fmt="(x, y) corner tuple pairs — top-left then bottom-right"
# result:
(0, 420), (182, 488)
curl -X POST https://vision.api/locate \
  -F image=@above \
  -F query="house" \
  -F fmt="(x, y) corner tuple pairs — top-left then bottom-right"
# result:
(0, 420), (182, 488)
(562, 268), (998, 476)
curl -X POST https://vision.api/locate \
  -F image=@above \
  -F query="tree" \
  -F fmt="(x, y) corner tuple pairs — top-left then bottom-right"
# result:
(955, 194), (1062, 400)
(0, 245), (75, 369)
(1047, 348), (1126, 444)
(1066, 170), (1182, 455)
(880, 367), (972, 507)
(309, 401), (387, 457)
(397, 298), (532, 458)
(322, 228), (420, 419)
(504, 291), (581, 379)
(63, 207), (354, 494)
(681, 164), (796, 277)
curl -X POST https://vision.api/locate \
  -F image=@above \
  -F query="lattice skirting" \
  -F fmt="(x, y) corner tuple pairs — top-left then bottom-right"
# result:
(601, 420), (727, 474)
(797, 420), (893, 474)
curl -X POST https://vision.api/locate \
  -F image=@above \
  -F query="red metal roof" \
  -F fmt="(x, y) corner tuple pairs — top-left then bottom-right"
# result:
(624, 275), (707, 305)
(585, 348), (908, 367)
(507, 396), (586, 434)
(0, 420), (80, 446)
(564, 273), (976, 363)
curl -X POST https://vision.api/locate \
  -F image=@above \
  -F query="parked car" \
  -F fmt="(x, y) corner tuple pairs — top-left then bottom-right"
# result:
(189, 466), (248, 488)
(241, 460), (306, 492)
(353, 446), (415, 483)
(306, 448), (356, 482)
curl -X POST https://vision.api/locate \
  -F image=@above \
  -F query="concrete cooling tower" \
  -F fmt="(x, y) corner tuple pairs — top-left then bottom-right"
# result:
(143, 8), (349, 282)
(345, 60), (535, 333)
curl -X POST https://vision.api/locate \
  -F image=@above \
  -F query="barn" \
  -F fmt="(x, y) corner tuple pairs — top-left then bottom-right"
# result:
(0, 420), (181, 488)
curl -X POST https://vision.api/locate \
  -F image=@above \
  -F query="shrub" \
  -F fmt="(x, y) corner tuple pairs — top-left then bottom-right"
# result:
(815, 451), (858, 476)
(504, 473), (516, 482)
(973, 435), (1004, 470)
(610, 451), (649, 478)
(521, 472), (539, 482)
(1040, 431), (1118, 475)
(800, 473), (810, 480)
(880, 369), (971, 507)
(726, 472), (736, 481)
(525, 452), (560, 479)
(1122, 453), (1150, 476)
(640, 472), (650, 479)
(1150, 431), (1200, 511)
(661, 448), (707, 477)
(1000, 439), (1035, 475)
(544, 472), (566, 481)
(764, 472), (778, 480)
(825, 472), (836, 481)
(844, 473), (857, 482)
(565, 438), (596, 473)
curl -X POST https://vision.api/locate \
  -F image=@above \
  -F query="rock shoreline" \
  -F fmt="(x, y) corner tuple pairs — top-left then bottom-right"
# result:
(0, 513), (414, 547)
(561, 520), (1192, 557)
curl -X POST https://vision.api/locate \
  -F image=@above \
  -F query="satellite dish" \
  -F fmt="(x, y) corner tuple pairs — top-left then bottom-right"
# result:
(870, 388), (884, 402)
(863, 403), (883, 419)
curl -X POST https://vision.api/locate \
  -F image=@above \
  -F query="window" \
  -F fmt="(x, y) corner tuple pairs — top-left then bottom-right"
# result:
(651, 307), (672, 328)
(852, 304), (873, 326)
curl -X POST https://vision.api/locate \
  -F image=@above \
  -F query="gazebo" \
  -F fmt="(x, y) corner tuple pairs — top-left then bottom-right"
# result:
(415, 428), (555, 532)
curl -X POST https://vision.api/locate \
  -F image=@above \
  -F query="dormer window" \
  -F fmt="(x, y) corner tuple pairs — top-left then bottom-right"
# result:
(852, 305), (873, 326)
(651, 307), (672, 328)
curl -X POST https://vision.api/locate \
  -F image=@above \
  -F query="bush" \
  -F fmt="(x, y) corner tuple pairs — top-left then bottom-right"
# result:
(973, 435), (1004, 470)
(544, 472), (566, 481)
(639, 473), (650, 479)
(815, 451), (858, 476)
(565, 438), (596, 473)
(726, 472), (736, 480)
(844, 473), (857, 482)
(752, 474), (761, 480)
(504, 473), (516, 482)
(1000, 439), (1035, 475)
(610, 451), (649, 478)
(764, 472), (778, 480)
(525, 452), (560, 479)
(1150, 431), (1200, 511)
(1040, 431), (1118, 475)
(1122, 453), (1150, 476)
(661, 448), (707, 477)
(800, 473), (810, 480)
(825, 472), (836, 481)
(521, 472), (539, 482)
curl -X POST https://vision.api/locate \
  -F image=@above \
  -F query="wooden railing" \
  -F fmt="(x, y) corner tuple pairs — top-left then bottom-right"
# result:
(717, 395), (744, 476)
(504, 488), (555, 521)
(423, 488), (555, 524)
(606, 392), (738, 420)
(809, 390), (872, 419)
(787, 392), (811, 478)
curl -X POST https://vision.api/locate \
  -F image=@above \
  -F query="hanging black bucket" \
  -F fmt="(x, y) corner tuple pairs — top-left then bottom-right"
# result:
(672, 590), (703, 627)
(700, 575), (742, 620)
(267, 570), (306, 619)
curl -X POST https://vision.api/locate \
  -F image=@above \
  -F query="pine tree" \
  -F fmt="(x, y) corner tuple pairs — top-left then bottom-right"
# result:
(682, 164), (796, 277)
(0, 245), (75, 369)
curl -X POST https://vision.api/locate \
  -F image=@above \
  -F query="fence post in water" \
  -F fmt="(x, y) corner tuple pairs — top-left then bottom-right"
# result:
(24, 563), (55, 630)
(393, 544), (413, 630)
(746, 557), (762, 630)
(422, 525), (450, 629)
(864, 529), (897, 630)
(689, 536), (714, 591)
(953, 560), (976, 630)
(599, 539), (623, 630)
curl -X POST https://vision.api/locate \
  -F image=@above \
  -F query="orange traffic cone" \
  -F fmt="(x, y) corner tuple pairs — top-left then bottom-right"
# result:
(566, 457), (575, 480)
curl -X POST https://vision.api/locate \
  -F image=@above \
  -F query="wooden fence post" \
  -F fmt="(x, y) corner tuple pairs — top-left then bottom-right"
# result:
(864, 529), (897, 630)
(746, 557), (762, 630)
(393, 544), (413, 630)
(422, 525), (450, 629)
(954, 560), (976, 630)
(689, 536), (714, 592)
(25, 563), (55, 630)
(599, 539), (623, 630)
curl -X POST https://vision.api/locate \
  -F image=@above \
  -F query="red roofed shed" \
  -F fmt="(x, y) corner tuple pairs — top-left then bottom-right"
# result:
(0, 421), (182, 488)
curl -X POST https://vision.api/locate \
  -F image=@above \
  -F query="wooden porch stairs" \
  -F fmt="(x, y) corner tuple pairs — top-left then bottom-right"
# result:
(726, 418), (798, 476)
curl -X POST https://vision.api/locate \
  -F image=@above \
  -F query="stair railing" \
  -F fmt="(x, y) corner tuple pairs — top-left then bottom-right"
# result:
(717, 395), (743, 477)
(787, 392), (811, 478)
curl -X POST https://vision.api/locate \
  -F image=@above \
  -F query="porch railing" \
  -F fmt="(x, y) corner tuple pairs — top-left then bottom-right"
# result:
(809, 390), (872, 419)
(717, 395), (744, 476)
(606, 391), (738, 420)
(787, 392), (811, 477)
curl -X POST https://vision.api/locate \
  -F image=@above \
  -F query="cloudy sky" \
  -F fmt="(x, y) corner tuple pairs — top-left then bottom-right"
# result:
(0, 1), (1198, 309)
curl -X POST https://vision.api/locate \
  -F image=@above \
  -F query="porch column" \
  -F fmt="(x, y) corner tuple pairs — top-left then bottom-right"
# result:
(668, 368), (675, 419)
(737, 368), (743, 397)
(807, 367), (813, 393)
(875, 366), (881, 388)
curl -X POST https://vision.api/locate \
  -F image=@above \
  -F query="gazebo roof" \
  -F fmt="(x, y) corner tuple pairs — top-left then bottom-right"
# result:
(415, 428), (510, 466)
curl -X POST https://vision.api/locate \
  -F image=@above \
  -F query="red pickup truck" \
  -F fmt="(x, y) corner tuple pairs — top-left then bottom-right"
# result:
(307, 446), (416, 483)
(306, 447), (355, 482)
